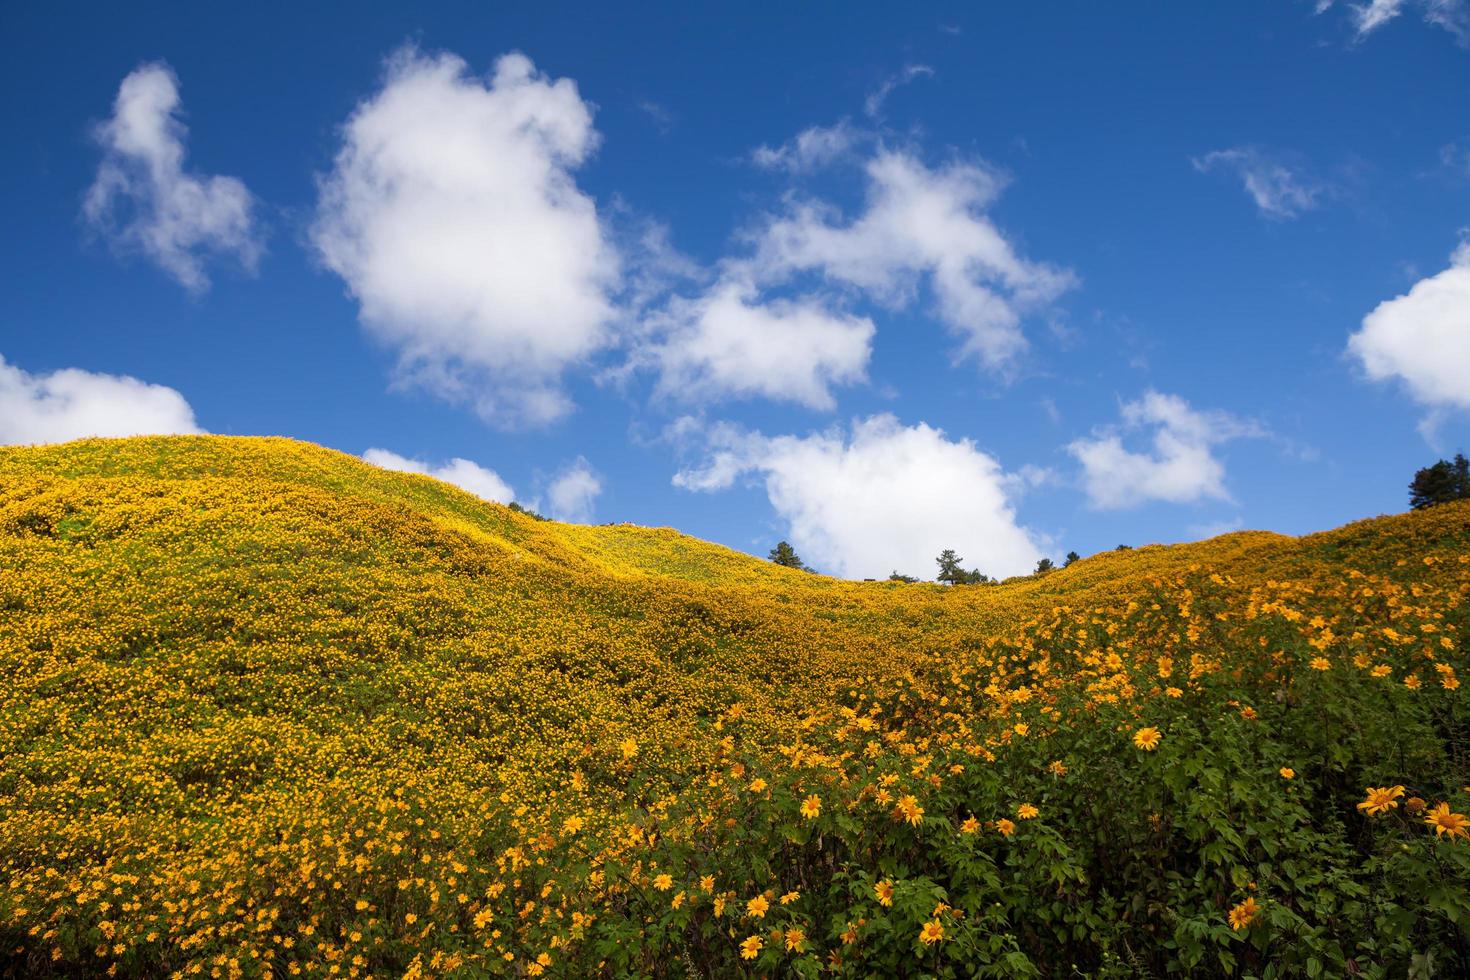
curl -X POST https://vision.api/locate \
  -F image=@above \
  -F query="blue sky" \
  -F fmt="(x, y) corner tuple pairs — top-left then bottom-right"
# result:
(3, 1), (1469, 579)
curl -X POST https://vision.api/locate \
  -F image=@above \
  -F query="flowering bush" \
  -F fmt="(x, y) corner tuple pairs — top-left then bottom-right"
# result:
(0, 437), (1467, 977)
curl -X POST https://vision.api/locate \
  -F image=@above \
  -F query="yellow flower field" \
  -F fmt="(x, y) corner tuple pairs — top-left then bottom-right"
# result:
(1, 436), (1467, 978)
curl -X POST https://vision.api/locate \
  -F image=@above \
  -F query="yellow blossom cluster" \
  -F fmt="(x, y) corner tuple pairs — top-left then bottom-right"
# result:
(1, 437), (1467, 976)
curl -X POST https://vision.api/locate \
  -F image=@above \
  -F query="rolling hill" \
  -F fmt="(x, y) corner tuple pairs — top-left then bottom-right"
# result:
(1, 437), (1467, 978)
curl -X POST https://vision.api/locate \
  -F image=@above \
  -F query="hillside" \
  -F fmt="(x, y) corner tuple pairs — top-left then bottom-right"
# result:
(1, 436), (1468, 978)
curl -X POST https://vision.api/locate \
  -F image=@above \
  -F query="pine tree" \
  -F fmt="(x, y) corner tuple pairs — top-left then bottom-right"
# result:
(768, 540), (806, 569)
(1035, 557), (1055, 574)
(935, 549), (965, 584)
(1064, 551), (1080, 567)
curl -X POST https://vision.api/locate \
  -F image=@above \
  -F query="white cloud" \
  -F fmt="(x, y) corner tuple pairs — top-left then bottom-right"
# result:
(1348, 242), (1470, 420)
(1188, 517), (1245, 540)
(752, 121), (861, 174)
(84, 63), (262, 293)
(1068, 391), (1260, 510)
(546, 457), (602, 522)
(312, 48), (619, 428)
(673, 414), (1043, 580)
(1192, 148), (1323, 219)
(361, 447), (514, 503)
(0, 354), (202, 445)
(648, 277), (874, 409)
(1354, 0), (1410, 34)
(1316, 0), (1468, 43)
(751, 150), (1075, 371)
(864, 64), (934, 118)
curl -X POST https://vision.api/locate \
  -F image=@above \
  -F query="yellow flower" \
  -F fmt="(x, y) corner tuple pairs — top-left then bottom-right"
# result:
(562, 815), (584, 834)
(1049, 760), (1068, 777)
(1165, 686), (1183, 698)
(746, 895), (769, 919)
(1279, 768), (1294, 780)
(1357, 785), (1406, 816)
(799, 794), (822, 820)
(784, 927), (806, 951)
(1405, 674), (1422, 690)
(1444, 675), (1462, 690)
(620, 738), (638, 759)
(779, 890), (800, 905)
(1133, 727), (1162, 751)
(1013, 722), (1029, 736)
(874, 879), (894, 907)
(1228, 896), (1258, 931)
(748, 778), (767, 792)
(1425, 802), (1470, 840)
(652, 874), (673, 891)
(1017, 803), (1039, 820)
(1309, 657), (1331, 671)
(1239, 705), (1257, 720)
(699, 875), (715, 892)
(740, 935), (763, 960)
(996, 818), (1016, 837)
(894, 795), (924, 826)
(959, 816), (980, 834)
(919, 919), (945, 944)
(1371, 664), (1392, 678)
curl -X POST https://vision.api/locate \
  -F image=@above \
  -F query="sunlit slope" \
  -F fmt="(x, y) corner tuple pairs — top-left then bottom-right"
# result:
(3, 437), (1469, 977)
(2, 434), (1462, 798)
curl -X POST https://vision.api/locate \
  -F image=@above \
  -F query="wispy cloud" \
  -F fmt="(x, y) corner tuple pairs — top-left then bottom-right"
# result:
(1192, 147), (1326, 219)
(864, 64), (934, 118)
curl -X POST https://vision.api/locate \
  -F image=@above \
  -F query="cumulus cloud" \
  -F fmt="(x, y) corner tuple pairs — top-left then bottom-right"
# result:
(84, 63), (262, 293)
(752, 121), (861, 174)
(312, 48), (619, 428)
(546, 457), (602, 522)
(750, 150), (1075, 371)
(647, 277), (874, 409)
(1192, 148), (1323, 220)
(361, 447), (515, 503)
(673, 414), (1043, 580)
(1348, 242), (1470, 422)
(1068, 391), (1261, 510)
(0, 354), (202, 445)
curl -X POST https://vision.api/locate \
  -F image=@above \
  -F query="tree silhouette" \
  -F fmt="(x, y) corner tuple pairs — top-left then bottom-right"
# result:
(1409, 454), (1470, 510)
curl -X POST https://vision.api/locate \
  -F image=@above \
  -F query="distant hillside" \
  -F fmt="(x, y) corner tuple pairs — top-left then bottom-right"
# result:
(1, 437), (1467, 978)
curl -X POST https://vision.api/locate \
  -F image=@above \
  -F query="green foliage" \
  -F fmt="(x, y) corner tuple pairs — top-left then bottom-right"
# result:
(1410, 454), (1470, 511)
(936, 549), (989, 585)
(569, 571), (1470, 978)
(1065, 550), (1081, 567)
(508, 500), (550, 520)
(769, 540), (808, 569)
(1034, 558), (1055, 575)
